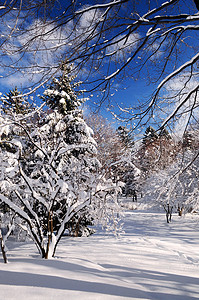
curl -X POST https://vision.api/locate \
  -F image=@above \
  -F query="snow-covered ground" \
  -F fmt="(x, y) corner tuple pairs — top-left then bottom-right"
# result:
(1, 209), (199, 300)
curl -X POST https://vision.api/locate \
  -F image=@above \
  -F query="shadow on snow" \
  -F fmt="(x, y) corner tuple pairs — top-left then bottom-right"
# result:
(0, 260), (198, 299)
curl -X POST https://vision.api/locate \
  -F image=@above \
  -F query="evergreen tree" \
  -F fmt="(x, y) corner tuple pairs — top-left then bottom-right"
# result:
(0, 67), (122, 259)
(143, 126), (158, 144)
(117, 126), (134, 148)
(159, 128), (171, 139)
(2, 87), (31, 115)
(41, 65), (82, 115)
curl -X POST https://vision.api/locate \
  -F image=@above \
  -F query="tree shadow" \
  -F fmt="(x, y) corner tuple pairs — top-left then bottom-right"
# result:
(0, 269), (198, 299)
(0, 269), (143, 298)
(1, 260), (199, 299)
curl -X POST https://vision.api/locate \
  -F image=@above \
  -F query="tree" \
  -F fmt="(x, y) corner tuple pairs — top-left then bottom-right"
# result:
(1, 87), (31, 115)
(137, 126), (179, 177)
(0, 228), (7, 263)
(86, 113), (141, 198)
(0, 69), (123, 259)
(85, 113), (125, 176)
(182, 129), (199, 150)
(117, 126), (134, 148)
(1, 0), (199, 134)
(140, 146), (199, 222)
(142, 126), (159, 145)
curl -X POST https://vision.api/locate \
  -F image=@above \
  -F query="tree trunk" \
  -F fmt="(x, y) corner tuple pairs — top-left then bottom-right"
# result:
(45, 211), (53, 259)
(166, 213), (169, 223)
(164, 204), (173, 223)
(0, 230), (8, 263)
(177, 204), (184, 216)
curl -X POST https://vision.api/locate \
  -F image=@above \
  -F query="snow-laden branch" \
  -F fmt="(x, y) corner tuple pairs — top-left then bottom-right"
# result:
(75, 0), (127, 15)
(147, 52), (199, 112)
(0, 193), (46, 256)
(14, 121), (49, 159)
(142, 0), (179, 20)
(157, 53), (199, 93)
(19, 165), (49, 209)
(57, 143), (96, 156)
(161, 25), (199, 36)
(160, 85), (199, 128)
(56, 199), (90, 246)
(0, 194), (32, 224)
(14, 190), (44, 243)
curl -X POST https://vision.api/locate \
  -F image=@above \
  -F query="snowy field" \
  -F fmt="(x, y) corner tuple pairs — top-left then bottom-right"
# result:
(0, 209), (199, 300)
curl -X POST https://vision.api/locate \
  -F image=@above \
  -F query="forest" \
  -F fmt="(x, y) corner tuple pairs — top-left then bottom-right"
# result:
(0, 1), (199, 299)
(0, 66), (198, 263)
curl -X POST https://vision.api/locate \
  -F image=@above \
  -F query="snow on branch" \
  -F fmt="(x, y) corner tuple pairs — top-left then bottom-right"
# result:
(19, 165), (49, 209)
(0, 194), (32, 226)
(14, 190), (44, 241)
(55, 199), (90, 248)
(147, 52), (199, 111)
(160, 84), (199, 128)
(75, 0), (128, 15)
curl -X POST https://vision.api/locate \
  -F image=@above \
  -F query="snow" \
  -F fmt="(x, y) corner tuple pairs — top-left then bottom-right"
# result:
(1, 209), (199, 299)
(34, 149), (45, 159)
(105, 69), (120, 81)
(157, 52), (199, 93)
(60, 91), (70, 100)
(48, 233), (57, 259)
(59, 98), (66, 104)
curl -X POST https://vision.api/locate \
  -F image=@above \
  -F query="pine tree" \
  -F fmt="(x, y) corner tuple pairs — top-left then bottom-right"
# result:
(41, 65), (82, 115)
(143, 126), (159, 145)
(117, 126), (134, 148)
(2, 87), (31, 115)
(159, 128), (171, 140)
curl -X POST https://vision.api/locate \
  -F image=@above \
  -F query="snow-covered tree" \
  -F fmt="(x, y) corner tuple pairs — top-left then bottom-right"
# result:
(143, 126), (159, 145)
(85, 113), (139, 197)
(1, 87), (32, 116)
(141, 148), (199, 222)
(0, 70), (123, 259)
(85, 113), (125, 176)
(137, 127), (179, 179)
(117, 126), (134, 148)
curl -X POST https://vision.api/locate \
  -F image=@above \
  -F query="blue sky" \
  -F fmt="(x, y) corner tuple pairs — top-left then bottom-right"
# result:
(0, 0), (198, 132)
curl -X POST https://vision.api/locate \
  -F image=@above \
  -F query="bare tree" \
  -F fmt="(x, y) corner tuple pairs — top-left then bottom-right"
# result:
(85, 113), (125, 174)
(137, 127), (180, 177)
(0, 0), (199, 131)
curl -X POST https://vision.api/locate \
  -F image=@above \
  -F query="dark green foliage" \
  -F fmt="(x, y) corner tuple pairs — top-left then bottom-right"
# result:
(143, 126), (158, 144)
(0, 141), (18, 154)
(143, 126), (171, 144)
(41, 66), (82, 115)
(159, 128), (171, 139)
(0, 203), (10, 214)
(66, 212), (95, 237)
(2, 87), (31, 115)
(117, 126), (134, 147)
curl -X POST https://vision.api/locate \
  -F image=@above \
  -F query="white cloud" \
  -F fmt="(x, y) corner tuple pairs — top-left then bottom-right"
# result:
(165, 72), (199, 93)
(0, 6), (104, 89)
(107, 32), (140, 58)
(78, 8), (102, 29)
(163, 72), (199, 137)
(0, 18), (70, 88)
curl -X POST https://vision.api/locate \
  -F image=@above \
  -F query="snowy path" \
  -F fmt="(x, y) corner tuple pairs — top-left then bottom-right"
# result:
(0, 211), (199, 299)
